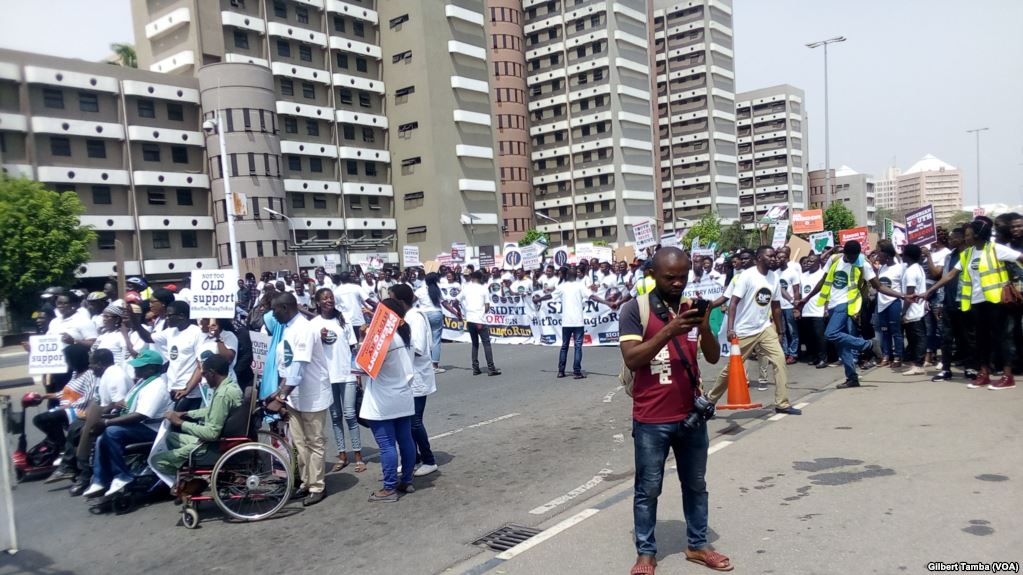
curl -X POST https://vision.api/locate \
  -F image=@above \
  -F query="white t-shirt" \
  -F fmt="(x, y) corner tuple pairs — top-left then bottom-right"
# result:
(876, 263), (905, 312)
(902, 263), (927, 321)
(128, 374), (173, 432)
(405, 309), (437, 397)
(360, 336), (415, 420)
(554, 281), (589, 328)
(314, 277), (335, 290)
(954, 243), (1023, 304)
(414, 285), (441, 313)
(332, 283), (367, 327)
(294, 291), (311, 308)
(47, 310), (99, 344)
(729, 268), (780, 338)
(279, 314), (332, 412)
(510, 279), (533, 296)
(822, 254), (876, 307)
(97, 364), (132, 406)
(151, 324), (205, 398)
(801, 269), (826, 318)
(93, 330), (146, 370)
(778, 265), (801, 310)
(540, 274), (561, 291)
(458, 282), (489, 324)
(309, 315), (357, 383)
(197, 330), (239, 381)
(927, 247), (951, 287)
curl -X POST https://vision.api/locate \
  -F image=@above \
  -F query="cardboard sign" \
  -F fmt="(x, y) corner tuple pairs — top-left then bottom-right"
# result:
(424, 260), (441, 273)
(190, 269), (239, 319)
(450, 242), (466, 263)
(249, 331), (270, 380)
(905, 204), (937, 247)
(809, 231), (834, 254)
(594, 246), (614, 263)
(890, 222), (908, 253)
(792, 209), (824, 234)
(503, 247), (522, 269)
(521, 243), (542, 271)
(403, 245), (421, 268)
(324, 254), (338, 275)
(355, 304), (402, 379)
(771, 220), (790, 248)
(632, 220), (657, 250)
(615, 245), (636, 263)
(786, 234), (812, 263)
(478, 245), (495, 269)
(838, 227), (870, 250)
(28, 335), (67, 375)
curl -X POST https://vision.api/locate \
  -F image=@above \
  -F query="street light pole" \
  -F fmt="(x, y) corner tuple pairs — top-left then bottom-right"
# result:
(535, 210), (572, 249)
(210, 110), (240, 277)
(807, 36), (846, 209)
(264, 208), (301, 274)
(966, 127), (989, 207)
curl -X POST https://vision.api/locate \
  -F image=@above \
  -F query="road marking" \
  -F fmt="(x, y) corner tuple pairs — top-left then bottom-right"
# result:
(529, 468), (612, 515)
(496, 508), (600, 560)
(795, 401), (809, 409)
(708, 440), (732, 455)
(768, 413), (787, 421)
(602, 386), (622, 403)
(428, 413), (520, 441)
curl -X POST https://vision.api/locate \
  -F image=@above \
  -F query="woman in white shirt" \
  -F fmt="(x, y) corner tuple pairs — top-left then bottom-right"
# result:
(874, 242), (906, 368)
(414, 273), (446, 373)
(196, 318), (239, 403)
(310, 287), (365, 474)
(361, 299), (417, 502)
(392, 285), (439, 477)
(899, 244), (929, 375)
(91, 305), (146, 372)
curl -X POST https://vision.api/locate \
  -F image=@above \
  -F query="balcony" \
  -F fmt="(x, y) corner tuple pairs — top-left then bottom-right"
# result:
(285, 179), (342, 194)
(0, 62), (20, 82)
(450, 76), (489, 94)
(329, 36), (381, 60)
(24, 66), (119, 93)
(149, 50), (195, 74)
(276, 100), (333, 121)
(345, 217), (396, 230)
(221, 11), (265, 34)
(225, 53), (270, 67)
(292, 217), (345, 232)
(455, 145), (494, 160)
(326, 0), (378, 24)
(0, 112), (27, 132)
(446, 4), (485, 27)
(145, 6), (190, 40)
(79, 215), (134, 231)
(144, 258), (217, 275)
(448, 41), (487, 61)
(336, 109), (388, 129)
(332, 72), (384, 93)
(342, 182), (392, 197)
(37, 166), (130, 186)
(339, 145), (390, 163)
(453, 109), (491, 126)
(459, 179), (497, 193)
(121, 80), (199, 103)
(524, 13), (562, 35)
(274, 62), (330, 85)
(1, 164), (33, 179)
(280, 139), (338, 157)
(133, 171), (208, 188)
(126, 125), (202, 146)
(267, 22), (327, 47)
(137, 215), (214, 230)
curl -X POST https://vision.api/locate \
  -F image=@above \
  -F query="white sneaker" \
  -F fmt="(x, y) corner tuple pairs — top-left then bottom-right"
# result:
(433, 367), (447, 374)
(105, 476), (132, 497)
(756, 380), (768, 391)
(902, 366), (926, 376)
(414, 464), (438, 477)
(82, 483), (105, 498)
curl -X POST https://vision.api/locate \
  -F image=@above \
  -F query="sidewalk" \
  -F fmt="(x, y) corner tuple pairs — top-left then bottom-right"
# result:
(455, 368), (1022, 574)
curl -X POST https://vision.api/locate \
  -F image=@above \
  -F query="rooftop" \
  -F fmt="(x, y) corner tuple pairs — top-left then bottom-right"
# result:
(904, 154), (956, 175)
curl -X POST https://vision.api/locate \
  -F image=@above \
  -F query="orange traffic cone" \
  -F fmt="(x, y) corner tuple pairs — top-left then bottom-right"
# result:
(718, 338), (763, 410)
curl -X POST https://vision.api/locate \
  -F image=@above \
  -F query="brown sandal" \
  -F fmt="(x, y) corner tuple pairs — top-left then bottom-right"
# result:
(629, 558), (656, 575)
(685, 549), (733, 572)
(353, 461), (367, 473)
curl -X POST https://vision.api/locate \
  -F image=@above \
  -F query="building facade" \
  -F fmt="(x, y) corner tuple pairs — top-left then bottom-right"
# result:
(735, 84), (806, 229)
(897, 154), (961, 226)
(807, 166), (877, 231)
(652, 0), (738, 233)
(874, 165), (899, 213)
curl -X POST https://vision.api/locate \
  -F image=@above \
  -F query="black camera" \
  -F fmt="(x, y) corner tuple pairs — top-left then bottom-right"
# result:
(682, 395), (715, 430)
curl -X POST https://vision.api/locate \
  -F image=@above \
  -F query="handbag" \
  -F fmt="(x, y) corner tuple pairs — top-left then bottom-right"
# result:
(1002, 282), (1023, 308)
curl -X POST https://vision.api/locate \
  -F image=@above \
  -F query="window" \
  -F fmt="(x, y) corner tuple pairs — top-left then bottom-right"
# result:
(280, 79), (294, 96)
(180, 230), (198, 249)
(233, 30), (249, 49)
(147, 188), (167, 205)
(395, 86), (415, 98)
(398, 121), (418, 134)
(349, 197), (362, 210)
(306, 120), (319, 136)
(346, 160), (358, 175)
(85, 139), (106, 159)
(313, 195), (326, 209)
(296, 6), (309, 23)
(302, 82), (315, 99)
(79, 92), (99, 113)
(353, 21), (365, 37)
(284, 117), (298, 133)
(368, 197), (380, 210)
(336, 53), (349, 69)
(137, 99), (155, 118)
(54, 184), (75, 194)
(575, 19), (584, 32)
(388, 14), (408, 29)
(166, 102), (184, 122)
(287, 155), (302, 171)
(392, 50), (411, 64)
(50, 136), (71, 157)
(152, 231), (171, 249)
(358, 92), (371, 108)
(299, 45), (312, 62)
(333, 16), (345, 32)
(292, 194), (305, 208)
(273, 0), (286, 18)
(365, 162), (377, 177)
(176, 188), (193, 205)
(171, 146), (188, 164)
(339, 88), (353, 105)
(141, 144), (161, 162)
(309, 157), (323, 172)
(277, 40), (291, 58)
(361, 127), (374, 142)
(43, 88), (63, 109)
(356, 58), (367, 72)
(91, 185), (112, 205)
(97, 231), (116, 250)
(247, 152), (256, 174)
(342, 124), (355, 139)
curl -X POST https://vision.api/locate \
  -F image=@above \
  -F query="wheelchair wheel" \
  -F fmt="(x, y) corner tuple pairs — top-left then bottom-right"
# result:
(211, 442), (292, 522)
(257, 430), (296, 475)
(181, 507), (199, 529)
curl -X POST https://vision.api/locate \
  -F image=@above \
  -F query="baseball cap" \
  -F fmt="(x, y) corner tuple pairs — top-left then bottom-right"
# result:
(128, 349), (164, 368)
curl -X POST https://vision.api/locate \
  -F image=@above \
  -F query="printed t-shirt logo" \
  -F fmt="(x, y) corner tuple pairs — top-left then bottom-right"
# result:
(879, 277), (892, 288)
(780, 279), (789, 291)
(199, 350), (214, 362)
(969, 258), (980, 271)
(169, 345), (179, 360)
(832, 270), (849, 289)
(489, 283), (502, 294)
(321, 329), (337, 345)
(283, 340), (294, 367)
(755, 287), (773, 306)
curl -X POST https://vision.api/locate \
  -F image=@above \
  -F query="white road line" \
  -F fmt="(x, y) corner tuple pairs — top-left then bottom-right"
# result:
(708, 440), (733, 455)
(529, 469), (612, 515)
(794, 402), (809, 409)
(602, 386), (622, 403)
(768, 413), (787, 421)
(496, 508), (600, 560)
(428, 412), (520, 441)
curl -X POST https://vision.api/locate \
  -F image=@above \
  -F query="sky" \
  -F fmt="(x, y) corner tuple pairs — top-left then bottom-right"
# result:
(1, 0), (1021, 205)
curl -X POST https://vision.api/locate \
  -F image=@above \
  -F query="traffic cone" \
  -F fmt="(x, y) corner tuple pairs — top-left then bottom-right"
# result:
(718, 337), (763, 410)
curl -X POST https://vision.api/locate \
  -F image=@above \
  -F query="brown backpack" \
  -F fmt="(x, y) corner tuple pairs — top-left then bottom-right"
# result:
(619, 293), (651, 397)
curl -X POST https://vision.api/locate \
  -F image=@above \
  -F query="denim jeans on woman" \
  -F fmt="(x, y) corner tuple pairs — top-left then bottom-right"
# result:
(411, 396), (436, 466)
(425, 310), (444, 364)
(367, 416), (416, 491)
(633, 418), (709, 557)
(877, 299), (904, 361)
(328, 380), (361, 454)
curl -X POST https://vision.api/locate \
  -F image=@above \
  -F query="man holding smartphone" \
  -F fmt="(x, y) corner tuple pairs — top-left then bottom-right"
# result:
(619, 247), (732, 574)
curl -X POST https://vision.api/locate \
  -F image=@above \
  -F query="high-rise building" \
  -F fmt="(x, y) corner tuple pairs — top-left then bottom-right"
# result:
(874, 165), (900, 213)
(652, 0), (738, 232)
(523, 0), (658, 247)
(735, 84), (806, 229)
(897, 154), (962, 225)
(807, 166), (877, 231)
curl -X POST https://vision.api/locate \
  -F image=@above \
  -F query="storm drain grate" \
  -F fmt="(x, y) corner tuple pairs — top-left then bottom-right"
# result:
(472, 524), (543, 551)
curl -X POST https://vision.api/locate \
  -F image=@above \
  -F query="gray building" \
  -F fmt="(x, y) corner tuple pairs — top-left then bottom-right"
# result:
(808, 166), (877, 231)
(735, 84), (806, 229)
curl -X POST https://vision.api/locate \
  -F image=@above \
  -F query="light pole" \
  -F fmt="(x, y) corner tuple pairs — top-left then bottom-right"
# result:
(535, 210), (572, 249)
(966, 127), (989, 207)
(263, 208), (301, 274)
(202, 111), (240, 277)
(806, 36), (846, 209)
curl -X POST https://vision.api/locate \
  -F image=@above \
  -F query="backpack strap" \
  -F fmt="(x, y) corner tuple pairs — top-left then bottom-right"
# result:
(638, 292), (650, 337)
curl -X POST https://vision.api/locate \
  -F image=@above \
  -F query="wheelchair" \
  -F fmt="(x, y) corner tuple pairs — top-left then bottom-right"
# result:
(175, 386), (295, 528)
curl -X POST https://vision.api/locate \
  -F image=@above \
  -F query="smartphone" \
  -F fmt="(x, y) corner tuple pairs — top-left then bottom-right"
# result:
(694, 299), (710, 317)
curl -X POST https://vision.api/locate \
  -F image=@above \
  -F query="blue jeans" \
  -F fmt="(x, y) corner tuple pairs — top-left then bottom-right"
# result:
(633, 418), (709, 556)
(825, 304), (866, 383)
(329, 380), (361, 454)
(877, 300), (904, 361)
(781, 309), (799, 357)
(91, 422), (157, 487)
(425, 310), (444, 364)
(368, 416), (416, 491)
(558, 326), (584, 374)
(411, 395), (436, 466)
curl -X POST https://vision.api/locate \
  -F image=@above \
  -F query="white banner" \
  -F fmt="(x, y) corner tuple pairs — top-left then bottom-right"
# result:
(633, 220), (657, 250)
(552, 246), (571, 267)
(28, 335), (67, 375)
(772, 220), (789, 249)
(503, 247), (523, 269)
(575, 243), (595, 261)
(522, 244), (542, 271)
(190, 269), (238, 319)
(403, 245), (421, 267)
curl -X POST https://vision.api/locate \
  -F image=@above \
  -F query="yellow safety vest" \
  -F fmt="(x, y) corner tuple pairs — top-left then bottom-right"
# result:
(958, 243), (1008, 311)
(636, 276), (656, 295)
(817, 256), (862, 315)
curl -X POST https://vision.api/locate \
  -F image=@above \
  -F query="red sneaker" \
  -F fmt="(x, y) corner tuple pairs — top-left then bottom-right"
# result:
(967, 373), (991, 389)
(989, 374), (1016, 390)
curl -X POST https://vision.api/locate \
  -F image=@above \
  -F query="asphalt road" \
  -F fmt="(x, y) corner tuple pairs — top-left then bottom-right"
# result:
(1, 342), (832, 575)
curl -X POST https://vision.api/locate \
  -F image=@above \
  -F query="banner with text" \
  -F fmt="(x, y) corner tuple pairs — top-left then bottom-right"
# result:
(838, 227), (870, 250)
(809, 231), (834, 254)
(28, 335), (67, 375)
(772, 220), (790, 248)
(792, 209), (825, 234)
(355, 304), (402, 379)
(905, 204), (937, 247)
(190, 269), (239, 319)
(403, 246), (420, 268)
(633, 220), (657, 250)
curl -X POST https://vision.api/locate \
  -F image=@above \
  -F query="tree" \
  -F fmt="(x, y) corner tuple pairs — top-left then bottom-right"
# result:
(823, 203), (856, 235)
(719, 221), (753, 251)
(946, 210), (973, 228)
(0, 177), (94, 320)
(874, 207), (896, 235)
(681, 212), (721, 250)
(518, 228), (550, 247)
(109, 43), (137, 68)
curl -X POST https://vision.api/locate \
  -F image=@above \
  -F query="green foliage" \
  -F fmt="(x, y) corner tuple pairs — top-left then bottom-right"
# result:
(592, 240), (609, 247)
(719, 221), (753, 251)
(823, 202), (857, 234)
(946, 210), (973, 228)
(518, 228), (550, 247)
(681, 213), (721, 250)
(109, 43), (137, 68)
(0, 177), (94, 316)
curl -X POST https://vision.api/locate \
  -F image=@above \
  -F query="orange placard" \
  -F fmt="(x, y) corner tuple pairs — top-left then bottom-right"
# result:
(355, 304), (402, 379)
(838, 227), (870, 250)
(791, 209), (824, 234)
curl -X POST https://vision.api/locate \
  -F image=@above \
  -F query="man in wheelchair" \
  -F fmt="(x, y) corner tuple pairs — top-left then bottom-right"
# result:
(83, 349), (174, 498)
(150, 354), (243, 488)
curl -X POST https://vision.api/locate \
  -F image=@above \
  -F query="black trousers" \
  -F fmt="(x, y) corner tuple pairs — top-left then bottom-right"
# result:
(971, 302), (1014, 372)
(466, 322), (496, 371)
(940, 307), (969, 371)
(33, 409), (68, 445)
(903, 320), (927, 365)
(801, 316), (828, 364)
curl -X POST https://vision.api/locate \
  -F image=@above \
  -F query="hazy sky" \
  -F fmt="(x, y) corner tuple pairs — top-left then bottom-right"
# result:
(1, 0), (1021, 205)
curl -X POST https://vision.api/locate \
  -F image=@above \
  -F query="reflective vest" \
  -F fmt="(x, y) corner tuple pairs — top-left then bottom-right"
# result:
(817, 256), (862, 315)
(958, 243), (1008, 311)
(636, 276), (656, 295)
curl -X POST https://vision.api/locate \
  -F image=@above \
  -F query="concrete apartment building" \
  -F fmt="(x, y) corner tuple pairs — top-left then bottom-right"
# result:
(807, 166), (877, 231)
(523, 0), (658, 247)
(874, 165), (899, 213)
(897, 154), (962, 225)
(735, 84), (806, 229)
(653, 0), (739, 232)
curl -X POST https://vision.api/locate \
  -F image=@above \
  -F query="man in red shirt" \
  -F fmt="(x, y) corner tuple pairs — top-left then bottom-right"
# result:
(619, 247), (732, 574)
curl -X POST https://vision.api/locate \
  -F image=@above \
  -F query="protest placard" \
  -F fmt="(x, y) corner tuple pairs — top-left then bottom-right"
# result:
(521, 243), (542, 270)
(764, 205), (789, 222)
(503, 247), (522, 269)
(424, 260), (441, 273)
(786, 234), (812, 263)
(478, 245), (495, 268)
(615, 245), (636, 263)
(552, 246), (570, 267)
(594, 246), (614, 263)
(905, 204), (937, 247)
(692, 248), (715, 262)
(249, 331), (270, 380)
(772, 220), (790, 248)
(323, 254), (338, 275)
(809, 231), (834, 254)
(402, 245), (420, 268)
(792, 209), (824, 234)
(190, 269), (238, 319)
(838, 227), (870, 250)
(450, 242), (466, 263)
(660, 232), (678, 247)
(28, 335), (67, 375)
(632, 220), (656, 250)
(355, 304), (402, 379)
